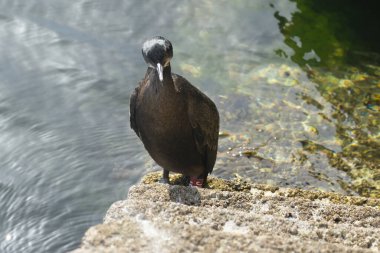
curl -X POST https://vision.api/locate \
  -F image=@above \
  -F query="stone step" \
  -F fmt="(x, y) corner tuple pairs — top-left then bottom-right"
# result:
(72, 173), (380, 253)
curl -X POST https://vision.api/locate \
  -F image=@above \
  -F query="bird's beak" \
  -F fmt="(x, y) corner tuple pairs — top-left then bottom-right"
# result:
(156, 63), (163, 82)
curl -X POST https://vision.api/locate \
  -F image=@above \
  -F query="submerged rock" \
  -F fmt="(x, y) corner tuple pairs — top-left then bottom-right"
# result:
(72, 172), (380, 253)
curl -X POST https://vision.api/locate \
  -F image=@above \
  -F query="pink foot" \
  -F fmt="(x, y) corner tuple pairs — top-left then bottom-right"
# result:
(190, 178), (204, 188)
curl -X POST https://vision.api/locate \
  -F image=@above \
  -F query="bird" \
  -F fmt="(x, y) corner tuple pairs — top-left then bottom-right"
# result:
(130, 36), (219, 187)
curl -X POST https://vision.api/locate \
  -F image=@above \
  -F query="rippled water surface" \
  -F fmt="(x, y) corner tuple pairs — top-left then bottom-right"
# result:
(0, 0), (379, 252)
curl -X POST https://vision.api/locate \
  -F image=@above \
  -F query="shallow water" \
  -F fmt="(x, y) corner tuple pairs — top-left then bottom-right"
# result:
(0, 0), (379, 252)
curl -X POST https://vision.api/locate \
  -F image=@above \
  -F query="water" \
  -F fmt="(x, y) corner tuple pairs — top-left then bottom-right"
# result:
(0, 0), (379, 252)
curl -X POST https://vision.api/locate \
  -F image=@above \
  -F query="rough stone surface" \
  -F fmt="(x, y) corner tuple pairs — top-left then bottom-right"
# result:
(72, 173), (380, 253)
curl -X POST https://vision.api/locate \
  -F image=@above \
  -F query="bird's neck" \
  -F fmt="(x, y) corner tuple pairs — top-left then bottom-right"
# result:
(147, 64), (173, 88)
(163, 64), (172, 79)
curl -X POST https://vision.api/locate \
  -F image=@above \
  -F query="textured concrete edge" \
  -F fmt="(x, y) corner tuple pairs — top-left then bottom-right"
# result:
(71, 172), (380, 253)
(141, 172), (380, 209)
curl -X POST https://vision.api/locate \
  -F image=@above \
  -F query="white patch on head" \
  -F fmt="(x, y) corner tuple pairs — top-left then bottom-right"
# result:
(142, 37), (167, 54)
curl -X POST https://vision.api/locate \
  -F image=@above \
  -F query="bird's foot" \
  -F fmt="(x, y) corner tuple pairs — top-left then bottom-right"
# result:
(190, 177), (204, 188)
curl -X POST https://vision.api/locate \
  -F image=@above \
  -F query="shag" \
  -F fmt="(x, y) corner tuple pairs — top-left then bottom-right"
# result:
(130, 36), (219, 187)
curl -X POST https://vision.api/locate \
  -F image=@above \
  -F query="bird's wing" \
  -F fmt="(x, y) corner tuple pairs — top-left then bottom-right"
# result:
(130, 83), (141, 138)
(174, 75), (219, 174)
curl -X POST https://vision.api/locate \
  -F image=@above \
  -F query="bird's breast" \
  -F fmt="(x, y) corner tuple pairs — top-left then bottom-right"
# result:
(136, 87), (190, 140)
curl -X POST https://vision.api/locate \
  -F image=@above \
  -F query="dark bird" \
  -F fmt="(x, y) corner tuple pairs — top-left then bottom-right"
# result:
(130, 36), (219, 187)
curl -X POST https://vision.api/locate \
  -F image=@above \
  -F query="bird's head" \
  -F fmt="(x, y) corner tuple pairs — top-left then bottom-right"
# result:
(142, 36), (173, 82)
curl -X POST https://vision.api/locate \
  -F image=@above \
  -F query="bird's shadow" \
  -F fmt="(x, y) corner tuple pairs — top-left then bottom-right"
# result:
(168, 184), (201, 206)
(166, 175), (202, 206)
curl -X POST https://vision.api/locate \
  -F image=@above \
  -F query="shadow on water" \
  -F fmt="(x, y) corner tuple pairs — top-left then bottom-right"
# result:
(273, 0), (380, 69)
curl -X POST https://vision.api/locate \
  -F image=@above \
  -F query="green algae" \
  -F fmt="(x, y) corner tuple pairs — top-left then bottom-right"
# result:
(141, 172), (380, 209)
(308, 67), (380, 198)
(141, 171), (252, 192)
(221, 62), (380, 198)
(280, 187), (380, 209)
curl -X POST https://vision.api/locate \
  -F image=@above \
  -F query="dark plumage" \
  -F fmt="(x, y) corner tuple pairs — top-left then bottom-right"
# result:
(130, 36), (219, 187)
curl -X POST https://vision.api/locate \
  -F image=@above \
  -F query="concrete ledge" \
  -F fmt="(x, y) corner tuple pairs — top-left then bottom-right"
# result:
(72, 172), (380, 253)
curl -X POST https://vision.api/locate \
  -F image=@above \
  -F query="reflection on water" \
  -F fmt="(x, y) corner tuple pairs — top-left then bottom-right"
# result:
(271, 0), (380, 197)
(0, 0), (379, 252)
(273, 0), (380, 69)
